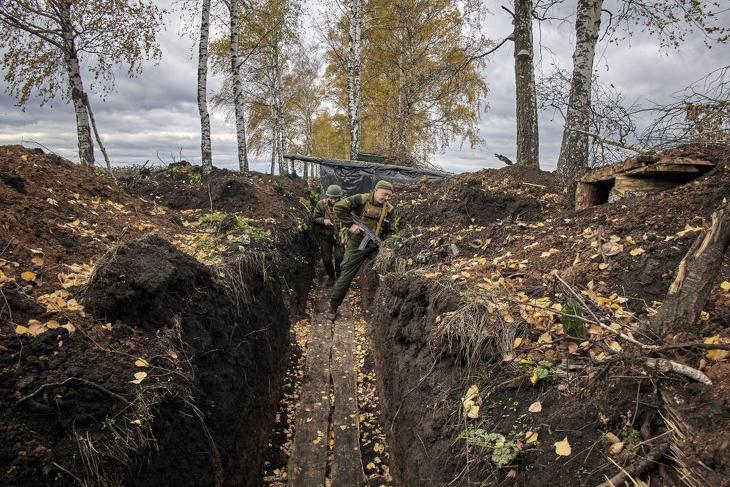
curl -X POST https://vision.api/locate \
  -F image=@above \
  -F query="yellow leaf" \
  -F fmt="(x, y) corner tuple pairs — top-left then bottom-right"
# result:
(629, 248), (645, 257)
(530, 369), (539, 385)
(45, 320), (61, 329)
(21, 271), (37, 282)
(704, 335), (729, 361)
(15, 325), (31, 335)
(31, 256), (44, 266)
(554, 437), (572, 456)
(465, 404), (480, 418)
(130, 371), (148, 384)
(598, 263), (609, 270)
(607, 341), (622, 353)
(135, 358), (150, 368)
(27, 320), (46, 336)
(513, 337), (523, 348)
(528, 401), (542, 413)
(568, 342), (579, 354)
(537, 332), (552, 344)
(609, 442), (625, 455)
(62, 322), (76, 334)
(604, 432), (620, 444)
(721, 281), (730, 291)
(525, 431), (539, 444)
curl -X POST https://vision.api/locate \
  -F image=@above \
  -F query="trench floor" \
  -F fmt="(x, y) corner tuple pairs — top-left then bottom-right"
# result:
(261, 276), (392, 486)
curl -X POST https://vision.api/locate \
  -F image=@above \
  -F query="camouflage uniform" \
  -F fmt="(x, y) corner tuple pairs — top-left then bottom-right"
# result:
(312, 198), (345, 282)
(329, 192), (396, 309)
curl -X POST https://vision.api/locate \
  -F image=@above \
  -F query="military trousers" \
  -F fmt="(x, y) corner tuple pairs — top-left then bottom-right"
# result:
(320, 235), (344, 280)
(331, 237), (378, 307)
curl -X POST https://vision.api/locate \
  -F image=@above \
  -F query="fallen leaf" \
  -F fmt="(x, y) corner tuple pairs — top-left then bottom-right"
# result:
(609, 442), (625, 455)
(528, 401), (542, 413)
(598, 263), (609, 270)
(130, 371), (148, 384)
(15, 325), (31, 335)
(45, 320), (60, 329)
(554, 437), (572, 456)
(629, 248), (645, 257)
(704, 335), (729, 361)
(721, 281), (730, 292)
(61, 322), (76, 334)
(525, 431), (539, 444)
(21, 271), (37, 282)
(537, 332), (552, 344)
(513, 337), (523, 348)
(604, 432), (620, 444)
(135, 358), (150, 368)
(31, 256), (44, 266)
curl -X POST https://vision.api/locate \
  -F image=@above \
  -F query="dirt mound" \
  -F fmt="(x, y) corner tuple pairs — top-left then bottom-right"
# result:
(0, 145), (317, 486)
(118, 162), (312, 236)
(82, 235), (291, 486)
(394, 165), (561, 231)
(363, 148), (730, 486)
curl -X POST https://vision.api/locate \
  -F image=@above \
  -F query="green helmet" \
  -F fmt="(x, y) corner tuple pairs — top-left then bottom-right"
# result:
(325, 184), (343, 197)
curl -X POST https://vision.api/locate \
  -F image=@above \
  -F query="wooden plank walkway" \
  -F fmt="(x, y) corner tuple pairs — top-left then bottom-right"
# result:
(287, 279), (366, 487)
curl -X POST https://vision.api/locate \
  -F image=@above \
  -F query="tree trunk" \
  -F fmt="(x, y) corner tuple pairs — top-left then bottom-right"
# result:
(271, 136), (276, 174)
(230, 0), (249, 172)
(649, 199), (730, 337)
(198, 0), (213, 175)
(60, 2), (95, 167)
(557, 0), (603, 205)
(513, 0), (539, 168)
(84, 94), (112, 177)
(347, 0), (364, 160)
(273, 46), (287, 175)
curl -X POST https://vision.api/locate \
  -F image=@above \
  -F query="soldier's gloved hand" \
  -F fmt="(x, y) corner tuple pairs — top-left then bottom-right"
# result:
(349, 224), (361, 234)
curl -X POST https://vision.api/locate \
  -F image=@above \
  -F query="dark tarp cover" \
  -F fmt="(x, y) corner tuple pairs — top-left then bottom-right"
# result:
(284, 154), (450, 197)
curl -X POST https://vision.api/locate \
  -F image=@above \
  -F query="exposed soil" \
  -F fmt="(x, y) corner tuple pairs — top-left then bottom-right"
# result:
(0, 145), (317, 486)
(361, 145), (730, 486)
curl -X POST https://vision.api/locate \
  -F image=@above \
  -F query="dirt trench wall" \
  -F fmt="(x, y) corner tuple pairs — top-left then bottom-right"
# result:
(82, 234), (315, 486)
(361, 271), (467, 486)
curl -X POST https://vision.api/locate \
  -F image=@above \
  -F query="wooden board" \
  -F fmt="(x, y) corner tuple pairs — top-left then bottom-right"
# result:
(288, 283), (334, 487)
(613, 175), (678, 194)
(330, 301), (367, 487)
(623, 164), (699, 177)
(578, 158), (648, 183)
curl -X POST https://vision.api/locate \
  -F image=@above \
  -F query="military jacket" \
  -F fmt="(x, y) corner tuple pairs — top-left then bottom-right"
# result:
(312, 199), (339, 239)
(332, 192), (396, 245)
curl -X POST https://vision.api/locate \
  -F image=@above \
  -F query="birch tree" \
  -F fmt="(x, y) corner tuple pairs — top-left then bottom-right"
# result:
(0, 0), (163, 167)
(229, 0), (249, 172)
(199, 0), (214, 174)
(555, 0), (603, 195)
(512, 0), (539, 167)
(346, 0), (364, 160)
(324, 0), (490, 166)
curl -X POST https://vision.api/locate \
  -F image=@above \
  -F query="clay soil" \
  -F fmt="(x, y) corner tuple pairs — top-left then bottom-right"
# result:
(362, 144), (730, 486)
(0, 146), (316, 486)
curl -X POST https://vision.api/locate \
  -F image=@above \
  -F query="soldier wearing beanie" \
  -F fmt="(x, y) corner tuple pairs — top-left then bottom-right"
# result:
(312, 184), (345, 285)
(327, 179), (397, 321)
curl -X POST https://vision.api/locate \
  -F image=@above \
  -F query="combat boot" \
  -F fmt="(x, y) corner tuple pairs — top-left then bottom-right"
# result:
(327, 300), (339, 322)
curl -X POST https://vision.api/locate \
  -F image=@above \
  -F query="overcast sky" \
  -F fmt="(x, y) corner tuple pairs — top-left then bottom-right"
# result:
(0, 0), (727, 174)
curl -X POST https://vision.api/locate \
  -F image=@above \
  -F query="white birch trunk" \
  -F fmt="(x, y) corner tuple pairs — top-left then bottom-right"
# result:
(557, 0), (603, 198)
(346, 0), (363, 160)
(273, 46), (287, 174)
(60, 2), (94, 167)
(198, 0), (213, 174)
(230, 0), (249, 172)
(514, 0), (539, 167)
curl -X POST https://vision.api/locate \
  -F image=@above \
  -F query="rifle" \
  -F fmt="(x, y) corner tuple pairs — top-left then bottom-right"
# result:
(351, 216), (383, 250)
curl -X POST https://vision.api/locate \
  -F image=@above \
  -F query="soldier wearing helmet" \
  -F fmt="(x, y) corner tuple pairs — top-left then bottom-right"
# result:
(312, 184), (345, 285)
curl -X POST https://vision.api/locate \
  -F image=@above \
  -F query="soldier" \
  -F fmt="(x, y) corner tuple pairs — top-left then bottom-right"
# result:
(328, 180), (396, 321)
(312, 184), (345, 285)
